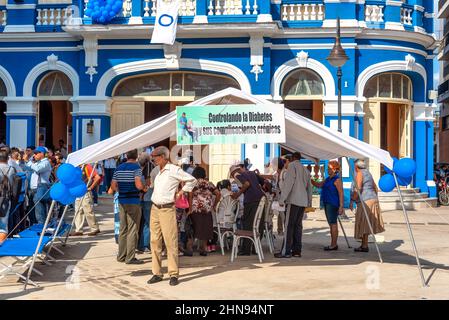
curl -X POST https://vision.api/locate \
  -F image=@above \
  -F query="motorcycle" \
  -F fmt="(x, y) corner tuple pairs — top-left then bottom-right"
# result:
(438, 176), (449, 206)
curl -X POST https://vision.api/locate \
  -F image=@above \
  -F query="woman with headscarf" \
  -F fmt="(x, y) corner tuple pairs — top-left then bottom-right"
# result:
(349, 159), (385, 252)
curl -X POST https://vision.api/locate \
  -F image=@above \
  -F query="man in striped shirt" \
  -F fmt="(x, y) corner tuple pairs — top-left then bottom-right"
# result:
(111, 149), (148, 265)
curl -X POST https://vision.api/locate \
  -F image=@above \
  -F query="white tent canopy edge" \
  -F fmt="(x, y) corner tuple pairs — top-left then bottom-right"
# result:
(66, 88), (393, 170)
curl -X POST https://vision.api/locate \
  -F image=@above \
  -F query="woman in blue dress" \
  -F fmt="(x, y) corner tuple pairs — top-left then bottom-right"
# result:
(311, 160), (344, 251)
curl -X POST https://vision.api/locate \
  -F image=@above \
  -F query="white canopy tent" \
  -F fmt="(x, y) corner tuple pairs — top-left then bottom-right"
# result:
(65, 88), (427, 287)
(66, 88), (393, 169)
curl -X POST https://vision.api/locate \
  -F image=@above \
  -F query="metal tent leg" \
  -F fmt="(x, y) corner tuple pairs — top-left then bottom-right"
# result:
(392, 173), (427, 287)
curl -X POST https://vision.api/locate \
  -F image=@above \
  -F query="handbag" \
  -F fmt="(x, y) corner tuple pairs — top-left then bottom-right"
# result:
(175, 193), (189, 209)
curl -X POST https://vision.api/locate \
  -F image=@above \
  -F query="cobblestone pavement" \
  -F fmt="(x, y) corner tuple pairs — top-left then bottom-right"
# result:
(1, 196), (449, 300)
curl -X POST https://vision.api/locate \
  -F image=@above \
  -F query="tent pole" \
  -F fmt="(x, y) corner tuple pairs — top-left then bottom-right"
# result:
(44, 205), (69, 259)
(63, 162), (98, 245)
(337, 217), (351, 248)
(23, 200), (56, 291)
(392, 173), (427, 287)
(346, 157), (383, 263)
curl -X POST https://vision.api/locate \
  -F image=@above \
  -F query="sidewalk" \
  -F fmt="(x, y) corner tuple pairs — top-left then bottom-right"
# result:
(1, 199), (449, 300)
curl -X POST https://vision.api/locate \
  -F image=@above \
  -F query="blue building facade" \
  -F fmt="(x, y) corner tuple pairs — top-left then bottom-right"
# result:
(0, 0), (438, 195)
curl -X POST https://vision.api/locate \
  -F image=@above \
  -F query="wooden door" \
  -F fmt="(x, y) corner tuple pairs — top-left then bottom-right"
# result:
(399, 104), (412, 159)
(111, 100), (144, 136)
(364, 101), (381, 183)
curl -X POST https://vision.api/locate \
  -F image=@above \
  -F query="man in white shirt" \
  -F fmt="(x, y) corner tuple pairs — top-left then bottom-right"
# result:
(147, 146), (196, 287)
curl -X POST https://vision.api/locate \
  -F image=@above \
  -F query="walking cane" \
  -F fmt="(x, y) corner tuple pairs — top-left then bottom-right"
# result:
(337, 216), (351, 248)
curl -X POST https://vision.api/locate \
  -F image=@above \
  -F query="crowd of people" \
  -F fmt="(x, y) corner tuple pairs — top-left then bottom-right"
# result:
(0, 141), (70, 242)
(105, 146), (386, 286)
(0, 140), (387, 287)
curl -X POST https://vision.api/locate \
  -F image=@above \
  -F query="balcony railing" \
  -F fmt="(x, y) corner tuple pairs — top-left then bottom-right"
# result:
(365, 5), (384, 22)
(36, 7), (73, 26)
(281, 3), (325, 21)
(400, 7), (413, 26)
(438, 79), (449, 104)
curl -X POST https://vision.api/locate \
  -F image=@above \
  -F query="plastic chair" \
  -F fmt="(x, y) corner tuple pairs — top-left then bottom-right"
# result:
(214, 195), (239, 255)
(263, 197), (275, 254)
(231, 196), (266, 263)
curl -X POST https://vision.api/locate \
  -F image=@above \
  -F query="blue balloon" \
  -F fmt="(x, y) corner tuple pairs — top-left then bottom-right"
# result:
(99, 16), (106, 23)
(379, 174), (396, 193)
(397, 175), (412, 187)
(394, 158), (417, 179)
(85, 9), (92, 16)
(69, 182), (88, 198)
(60, 193), (76, 206)
(50, 182), (69, 201)
(74, 167), (83, 181)
(56, 164), (77, 185)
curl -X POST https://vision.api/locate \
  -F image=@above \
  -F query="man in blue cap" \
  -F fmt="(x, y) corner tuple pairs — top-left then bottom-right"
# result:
(24, 146), (52, 224)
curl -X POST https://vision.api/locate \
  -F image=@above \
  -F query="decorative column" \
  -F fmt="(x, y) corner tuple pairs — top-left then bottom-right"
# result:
(129, 0), (143, 24)
(193, 0), (208, 23)
(384, 0), (404, 30)
(413, 102), (436, 196)
(4, 0), (37, 33)
(3, 97), (38, 148)
(70, 97), (112, 151)
(256, 0), (272, 22)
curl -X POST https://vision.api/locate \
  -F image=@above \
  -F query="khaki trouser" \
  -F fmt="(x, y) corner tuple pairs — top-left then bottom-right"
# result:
(118, 204), (142, 263)
(150, 205), (178, 277)
(74, 192), (100, 233)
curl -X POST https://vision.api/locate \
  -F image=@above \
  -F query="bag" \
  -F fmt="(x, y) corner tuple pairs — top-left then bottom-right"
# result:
(11, 171), (26, 205)
(175, 193), (189, 209)
(0, 167), (13, 218)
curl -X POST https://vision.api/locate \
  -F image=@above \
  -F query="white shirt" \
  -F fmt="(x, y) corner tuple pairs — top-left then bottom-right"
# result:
(104, 158), (117, 169)
(151, 163), (197, 206)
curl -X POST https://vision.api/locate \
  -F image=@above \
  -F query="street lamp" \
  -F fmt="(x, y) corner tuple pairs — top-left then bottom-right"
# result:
(327, 17), (349, 170)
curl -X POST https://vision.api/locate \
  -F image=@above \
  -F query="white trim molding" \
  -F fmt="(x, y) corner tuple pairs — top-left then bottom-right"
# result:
(323, 96), (366, 116)
(3, 97), (38, 116)
(355, 58), (427, 99)
(0, 65), (16, 97)
(70, 96), (113, 116)
(96, 58), (252, 96)
(3, 25), (35, 33)
(5, 4), (36, 9)
(385, 0), (403, 7)
(23, 56), (80, 97)
(271, 54), (336, 101)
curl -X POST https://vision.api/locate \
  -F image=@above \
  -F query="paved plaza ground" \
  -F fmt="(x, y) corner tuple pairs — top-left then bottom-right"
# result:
(1, 196), (449, 300)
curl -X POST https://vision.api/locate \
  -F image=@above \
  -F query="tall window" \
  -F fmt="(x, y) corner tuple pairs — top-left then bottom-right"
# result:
(113, 72), (240, 98)
(38, 71), (73, 98)
(0, 79), (6, 98)
(363, 73), (412, 100)
(282, 68), (325, 100)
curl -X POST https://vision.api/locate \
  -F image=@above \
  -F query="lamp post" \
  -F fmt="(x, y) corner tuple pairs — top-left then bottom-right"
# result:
(327, 17), (349, 170)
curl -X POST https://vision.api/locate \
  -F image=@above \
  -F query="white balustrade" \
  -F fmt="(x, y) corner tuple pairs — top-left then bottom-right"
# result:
(365, 5), (384, 22)
(209, 0), (255, 15)
(0, 10), (6, 26)
(149, 0), (196, 16)
(401, 7), (413, 25)
(281, 4), (325, 21)
(36, 7), (73, 26)
(123, 0), (132, 17)
(305, 163), (325, 181)
(83, 0), (89, 17)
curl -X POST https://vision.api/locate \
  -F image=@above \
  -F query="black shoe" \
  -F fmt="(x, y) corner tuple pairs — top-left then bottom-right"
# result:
(354, 246), (369, 252)
(274, 253), (292, 258)
(292, 251), (302, 257)
(125, 258), (144, 265)
(324, 245), (338, 251)
(169, 277), (179, 286)
(199, 251), (208, 257)
(147, 275), (163, 284)
(237, 251), (251, 256)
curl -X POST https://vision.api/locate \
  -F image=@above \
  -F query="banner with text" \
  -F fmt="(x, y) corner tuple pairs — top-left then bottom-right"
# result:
(176, 105), (286, 145)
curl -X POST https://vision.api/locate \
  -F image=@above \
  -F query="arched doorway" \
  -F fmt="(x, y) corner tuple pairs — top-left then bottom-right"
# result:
(280, 68), (325, 153)
(37, 71), (73, 152)
(111, 71), (241, 182)
(0, 79), (6, 145)
(363, 72), (413, 180)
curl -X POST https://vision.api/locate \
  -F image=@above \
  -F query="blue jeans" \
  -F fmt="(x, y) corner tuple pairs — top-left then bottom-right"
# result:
(138, 201), (152, 250)
(32, 184), (50, 225)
